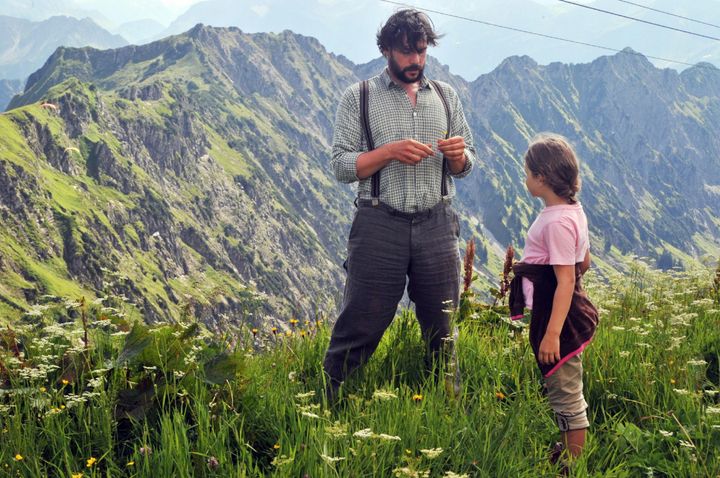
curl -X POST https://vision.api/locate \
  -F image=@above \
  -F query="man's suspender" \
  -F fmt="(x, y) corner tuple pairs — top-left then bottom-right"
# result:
(429, 79), (451, 199)
(359, 79), (452, 207)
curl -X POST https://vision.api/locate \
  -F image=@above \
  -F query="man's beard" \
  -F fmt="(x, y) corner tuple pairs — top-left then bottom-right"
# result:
(388, 55), (424, 84)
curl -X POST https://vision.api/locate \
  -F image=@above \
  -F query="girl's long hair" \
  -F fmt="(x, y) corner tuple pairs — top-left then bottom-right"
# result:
(524, 133), (581, 204)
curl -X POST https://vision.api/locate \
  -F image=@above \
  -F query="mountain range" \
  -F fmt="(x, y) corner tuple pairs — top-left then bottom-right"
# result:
(3, 0), (720, 81)
(0, 15), (127, 81)
(0, 25), (718, 325)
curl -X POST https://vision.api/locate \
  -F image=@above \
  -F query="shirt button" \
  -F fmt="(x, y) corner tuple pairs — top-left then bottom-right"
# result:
(413, 111), (417, 117)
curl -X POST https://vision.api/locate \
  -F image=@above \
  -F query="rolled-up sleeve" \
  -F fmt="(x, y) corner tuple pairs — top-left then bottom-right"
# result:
(448, 89), (476, 179)
(330, 86), (362, 183)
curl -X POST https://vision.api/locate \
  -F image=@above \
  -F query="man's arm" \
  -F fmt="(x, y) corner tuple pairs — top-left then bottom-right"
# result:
(437, 87), (476, 178)
(356, 140), (435, 179)
(331, 85), (434, 181)
(330, 86), (363, 183)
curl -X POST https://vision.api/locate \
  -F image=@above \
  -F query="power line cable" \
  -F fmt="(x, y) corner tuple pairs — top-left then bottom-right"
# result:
(380, 0), (718, 69)
(612, 0), (720, 30)
(558, 0), (720, 41)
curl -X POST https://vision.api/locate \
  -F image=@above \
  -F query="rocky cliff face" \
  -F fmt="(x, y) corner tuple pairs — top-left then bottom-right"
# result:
(1, 26), (355, 325)
(461, 50), (720, 261)
(0, 27), (718, 325)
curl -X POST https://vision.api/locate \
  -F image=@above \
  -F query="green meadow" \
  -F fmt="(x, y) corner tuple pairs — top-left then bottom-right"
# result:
(0, 259), (718, 477)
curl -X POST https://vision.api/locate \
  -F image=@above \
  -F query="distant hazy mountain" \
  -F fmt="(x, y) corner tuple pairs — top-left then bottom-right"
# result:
(162, 0), (720, 81)
(0, 79), (23, 111)
(1, 25), (718, 324)
(114, 19), (167, 45)
(0, 15), (127, 80)
(0, 0), (179, 28)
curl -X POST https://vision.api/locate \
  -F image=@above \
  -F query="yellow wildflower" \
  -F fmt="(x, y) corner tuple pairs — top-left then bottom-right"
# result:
(14, 454), (23, 461)
(412, 394), (423, 402)
(86, 457), (97, 467)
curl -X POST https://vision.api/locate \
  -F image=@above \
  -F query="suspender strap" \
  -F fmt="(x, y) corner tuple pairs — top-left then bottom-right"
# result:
(359, 78), (452, 207)
(360, 80), (380, 206)
(430, 80), (452, 199)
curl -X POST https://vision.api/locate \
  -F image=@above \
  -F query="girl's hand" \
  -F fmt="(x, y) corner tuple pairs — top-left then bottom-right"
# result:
(538, 332), (561, 365)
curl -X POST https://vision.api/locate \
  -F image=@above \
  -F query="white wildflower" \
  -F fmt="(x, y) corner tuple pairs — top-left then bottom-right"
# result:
(619, 351), (630, 357)
(377, 433), (402, 441)
(673, 389), (690, 395)
(687, 359), (708, 366)
(679, 440), (695, 448)
(325, 422), (348, 438)
(444, 472), (469, 478)
(295, 391), (316, 400)
(419, 448), (443, 459)
(706, 406), (720, 414)
(372, 389), (398, 401)
(353, 428), (375, 439)
(320, 454), (346, 464)
(271, 455), (293, 467)
(659, 430), (673, 437)
(393, 467), (430, 478)
(691, 298), (713, 307)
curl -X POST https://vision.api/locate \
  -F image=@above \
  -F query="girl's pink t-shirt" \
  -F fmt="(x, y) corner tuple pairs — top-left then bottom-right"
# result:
(521, 203), (589, 309)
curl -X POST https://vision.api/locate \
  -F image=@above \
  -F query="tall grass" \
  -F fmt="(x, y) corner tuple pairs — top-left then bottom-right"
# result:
(0, 261), (718, 477)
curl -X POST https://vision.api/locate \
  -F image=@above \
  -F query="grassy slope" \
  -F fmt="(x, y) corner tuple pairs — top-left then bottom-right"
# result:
(0, 263), (718, 477)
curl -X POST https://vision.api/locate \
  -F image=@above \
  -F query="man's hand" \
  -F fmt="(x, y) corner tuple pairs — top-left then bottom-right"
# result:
(386, 139), (434, 165)
(538, 331), (561, 365)
(438, 136), (467, 172)
(356, 139), (434, 178)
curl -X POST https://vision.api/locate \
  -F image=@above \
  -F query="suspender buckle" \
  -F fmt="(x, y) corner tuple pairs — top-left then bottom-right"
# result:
(371, 198), (379, 206)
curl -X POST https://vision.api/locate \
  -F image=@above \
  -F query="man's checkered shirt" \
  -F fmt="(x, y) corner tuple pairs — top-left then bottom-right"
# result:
(331, 69), (476, 213)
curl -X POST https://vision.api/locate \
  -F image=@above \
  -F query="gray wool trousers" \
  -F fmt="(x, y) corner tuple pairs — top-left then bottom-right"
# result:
(323, 199), (461, 388)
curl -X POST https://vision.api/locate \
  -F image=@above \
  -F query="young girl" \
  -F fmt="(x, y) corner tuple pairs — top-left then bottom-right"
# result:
(508, 134), (598, 465)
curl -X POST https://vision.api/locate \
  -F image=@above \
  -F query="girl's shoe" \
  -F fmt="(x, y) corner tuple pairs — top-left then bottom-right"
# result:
(549, 442), (563, 465)
(549, 442), (569, 476)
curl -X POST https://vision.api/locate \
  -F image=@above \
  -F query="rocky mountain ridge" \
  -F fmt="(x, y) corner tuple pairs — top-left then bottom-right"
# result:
(0, 25), (718, 325)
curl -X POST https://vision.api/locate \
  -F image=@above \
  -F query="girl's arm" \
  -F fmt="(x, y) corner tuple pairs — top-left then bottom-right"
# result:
(580, 249), (591, 275)
(538, 264), (576, 365)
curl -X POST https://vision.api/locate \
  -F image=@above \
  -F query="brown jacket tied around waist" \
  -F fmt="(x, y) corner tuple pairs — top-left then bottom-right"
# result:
(509, 262), (599, 377)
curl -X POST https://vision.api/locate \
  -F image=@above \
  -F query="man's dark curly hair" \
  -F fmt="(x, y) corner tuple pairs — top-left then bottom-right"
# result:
(376, 9), (442, 53)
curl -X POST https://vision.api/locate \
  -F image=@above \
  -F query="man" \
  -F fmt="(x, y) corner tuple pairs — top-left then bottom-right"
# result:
(323, 8), (476, 401)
